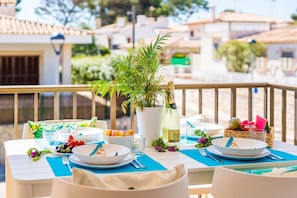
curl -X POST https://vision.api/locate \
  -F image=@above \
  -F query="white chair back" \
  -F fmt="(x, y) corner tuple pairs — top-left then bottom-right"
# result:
(211, 166), (297, 198)
(22, 119), (108, 139)
(51, 169), (189, 198)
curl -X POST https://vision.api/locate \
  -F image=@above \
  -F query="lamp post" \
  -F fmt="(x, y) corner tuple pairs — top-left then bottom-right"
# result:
(50, 32), (65, 120)
(50, 32), (65, 84)
(248, 38), (256, 80)
(248, 38), (257, 93)
(50, 32), (65, 55)
(127, 6), (136, 49)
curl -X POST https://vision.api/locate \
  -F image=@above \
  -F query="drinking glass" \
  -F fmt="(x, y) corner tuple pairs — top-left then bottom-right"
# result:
(43, 129), (59, 148)
(130, 134), (145, 157)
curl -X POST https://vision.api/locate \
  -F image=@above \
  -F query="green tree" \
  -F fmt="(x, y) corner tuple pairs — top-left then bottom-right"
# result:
(163, 0), (208, 23)
(34, 0), (208, 27)
(35, 0), (89, 26)
(291, 9), (297, 23)
(216, 40), (266, 73)
(98, 0), (208, 25)
(16, 0), (22, 12)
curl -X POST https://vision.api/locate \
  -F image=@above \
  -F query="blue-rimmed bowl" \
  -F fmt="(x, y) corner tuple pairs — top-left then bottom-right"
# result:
(211, 137), (267, 156)
(72, 144), (130, 165)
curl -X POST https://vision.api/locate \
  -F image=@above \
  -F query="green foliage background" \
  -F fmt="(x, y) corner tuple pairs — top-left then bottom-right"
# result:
(72, 55), (118, 84)
(216, 40), (266, 73)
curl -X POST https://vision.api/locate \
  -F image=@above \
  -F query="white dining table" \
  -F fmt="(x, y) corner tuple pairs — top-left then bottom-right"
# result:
(4, 139), (297, 198)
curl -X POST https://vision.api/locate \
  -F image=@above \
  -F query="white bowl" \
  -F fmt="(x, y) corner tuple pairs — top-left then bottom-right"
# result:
(58, 127), (103, 143)
(104, 135), (134, 148)
(72, 144), (130, 165)
(211, 137), (267, 156)
(187, 122), (224, 136)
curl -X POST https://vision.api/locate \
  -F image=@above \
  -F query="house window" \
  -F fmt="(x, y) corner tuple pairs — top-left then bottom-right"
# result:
(0, 55), (39, 85)
(190, 30), (194, 37)
(281, 51), (293, 58)
(280, 50), (295, 70)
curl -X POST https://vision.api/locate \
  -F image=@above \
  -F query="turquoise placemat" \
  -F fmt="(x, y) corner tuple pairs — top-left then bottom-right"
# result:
(46, 154), (166, 177)
(180, 149), (297, 166)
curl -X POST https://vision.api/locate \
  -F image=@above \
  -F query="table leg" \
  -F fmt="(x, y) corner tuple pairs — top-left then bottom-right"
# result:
(14, 182), (32, 198)
(5, 153), (13, 198)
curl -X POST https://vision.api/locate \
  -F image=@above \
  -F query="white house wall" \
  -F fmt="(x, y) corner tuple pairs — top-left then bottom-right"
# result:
(0, 43), (72, 85)
(204, 23), (229, 33)
(266, 44), (297, 60)
(231, 22), (270, 32)
(200, 23), (229, 75)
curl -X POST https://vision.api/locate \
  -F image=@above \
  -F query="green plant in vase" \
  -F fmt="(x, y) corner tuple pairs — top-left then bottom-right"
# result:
(90, 33), (171, 112)
(90, 34), (172, 146)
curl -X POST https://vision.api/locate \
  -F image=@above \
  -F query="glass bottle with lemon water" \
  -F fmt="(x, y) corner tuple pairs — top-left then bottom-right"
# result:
(162, 81), (180, 144)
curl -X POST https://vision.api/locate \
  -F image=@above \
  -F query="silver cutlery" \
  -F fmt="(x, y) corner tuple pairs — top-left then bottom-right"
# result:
(269, 153), (284, 160)
(134, 157), (146, 169)
(62, 156), (72, 172)
(130, 161), (140, 169)
(267, 155), (277, 160)
(199, 149), (224, 164)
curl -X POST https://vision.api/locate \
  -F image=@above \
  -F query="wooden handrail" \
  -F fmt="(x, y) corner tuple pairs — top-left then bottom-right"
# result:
(1, 82), (297, 145)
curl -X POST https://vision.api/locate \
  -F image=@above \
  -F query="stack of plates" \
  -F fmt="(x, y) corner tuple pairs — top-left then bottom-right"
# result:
(208, 138), (270, 160)
(207, 146), (270, 160)
(70, 144), (135, 168)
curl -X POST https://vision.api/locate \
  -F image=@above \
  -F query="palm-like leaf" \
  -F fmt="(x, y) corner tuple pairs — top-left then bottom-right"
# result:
(90, 33), (171, 113)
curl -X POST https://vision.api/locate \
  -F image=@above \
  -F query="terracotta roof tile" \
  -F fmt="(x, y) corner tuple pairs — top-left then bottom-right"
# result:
(239, 25), (297, 44)
(187, 11), (292, 25)
(0, 14), (93, 36)
(0, 0), (16, 4)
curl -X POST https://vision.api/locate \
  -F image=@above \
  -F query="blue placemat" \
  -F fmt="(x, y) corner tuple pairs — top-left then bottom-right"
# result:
(180, 148), (297, 166)
(46, 154), (166, 177)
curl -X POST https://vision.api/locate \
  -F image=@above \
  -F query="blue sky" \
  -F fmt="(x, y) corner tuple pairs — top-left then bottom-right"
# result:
(17, 0), (296, 23)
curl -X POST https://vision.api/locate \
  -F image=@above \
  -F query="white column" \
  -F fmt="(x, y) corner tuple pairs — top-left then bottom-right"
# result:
(62, 44), (72, 85)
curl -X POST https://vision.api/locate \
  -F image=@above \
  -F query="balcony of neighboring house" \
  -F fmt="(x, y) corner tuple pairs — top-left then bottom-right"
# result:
(253, 56), (297, 78)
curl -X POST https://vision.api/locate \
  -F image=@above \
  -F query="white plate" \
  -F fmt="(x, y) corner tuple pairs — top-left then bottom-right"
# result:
(51, 149), (72, 156)
(58, 127), (103, 143)
(69, 153), (135, 169)
(207, 146), (270, 160)
(72, 144), (131, 165)
(186, 122), (224, 137)
(212, 137), (267, 156)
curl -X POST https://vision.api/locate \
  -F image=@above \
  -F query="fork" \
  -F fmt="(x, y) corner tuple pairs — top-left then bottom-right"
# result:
(134, 156), (146, 169)
(199, 149), (224, 164)
(62, 156), (72, 172)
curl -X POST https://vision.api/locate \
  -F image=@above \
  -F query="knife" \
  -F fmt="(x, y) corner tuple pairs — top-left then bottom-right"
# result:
(269, 152), (284, 160)
(134, 158), (146, 169)
(130, 161), (140, 169)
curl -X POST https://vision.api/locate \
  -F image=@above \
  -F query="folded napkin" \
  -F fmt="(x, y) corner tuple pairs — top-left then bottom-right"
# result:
(264, 165), (297, 176)
(73, 164), (185, 190)
(247, 165), (297, 176)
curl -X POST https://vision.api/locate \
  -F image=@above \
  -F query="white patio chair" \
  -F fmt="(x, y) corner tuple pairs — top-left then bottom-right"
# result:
(211, 166), (297, 198)
(51, 165), (189, 198)
(22, 119), (108, 139)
